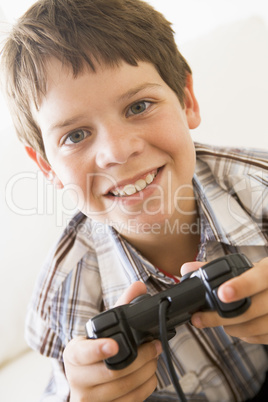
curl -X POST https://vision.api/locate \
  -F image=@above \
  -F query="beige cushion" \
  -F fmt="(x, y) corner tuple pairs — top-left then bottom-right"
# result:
(0, 350), (51, 402)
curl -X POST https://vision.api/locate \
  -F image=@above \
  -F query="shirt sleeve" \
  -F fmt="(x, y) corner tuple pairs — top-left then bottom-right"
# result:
(40, 360), (70, 402)
(25, 214), (103, 400)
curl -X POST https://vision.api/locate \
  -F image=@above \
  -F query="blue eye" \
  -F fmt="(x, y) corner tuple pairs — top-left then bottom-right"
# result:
(127, 101), (150, 116)
(65, 129), (90, 144)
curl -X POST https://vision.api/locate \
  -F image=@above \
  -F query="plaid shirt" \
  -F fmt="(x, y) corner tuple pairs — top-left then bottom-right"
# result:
(25, 143), (268, 401)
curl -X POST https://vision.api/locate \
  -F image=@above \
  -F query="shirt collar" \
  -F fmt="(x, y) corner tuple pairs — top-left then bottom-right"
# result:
(194, 159), (267, 247)
(108, 226), (176, 285)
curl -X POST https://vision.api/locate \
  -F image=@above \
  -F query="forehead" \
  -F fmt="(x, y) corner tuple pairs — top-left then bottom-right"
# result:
(33, 58), (170, 135)
(38, 57), (164, 103)
(40, 58), (171, 109)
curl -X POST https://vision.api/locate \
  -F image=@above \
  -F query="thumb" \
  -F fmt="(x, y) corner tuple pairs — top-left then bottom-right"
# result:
(180, 261), (205, 277)
(115, 281), (147, 306)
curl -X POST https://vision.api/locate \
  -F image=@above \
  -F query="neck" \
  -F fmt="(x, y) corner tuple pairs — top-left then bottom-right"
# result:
(121, 212), (200, 277)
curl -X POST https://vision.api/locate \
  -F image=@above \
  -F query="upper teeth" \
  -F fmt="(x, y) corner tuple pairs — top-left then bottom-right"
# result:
(111, 171), (157, 196)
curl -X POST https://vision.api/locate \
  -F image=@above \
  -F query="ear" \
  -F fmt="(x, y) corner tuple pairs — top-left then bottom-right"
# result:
(184, 74), (201, 129)
(25, 146), (64, 188)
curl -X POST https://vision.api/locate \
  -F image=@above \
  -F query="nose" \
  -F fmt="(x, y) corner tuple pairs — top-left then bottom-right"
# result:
(95, 122), (145, 169)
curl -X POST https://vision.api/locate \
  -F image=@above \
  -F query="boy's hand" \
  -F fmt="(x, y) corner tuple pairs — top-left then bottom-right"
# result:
(181, 257), (268, 344)
(63, 281), (162, 402)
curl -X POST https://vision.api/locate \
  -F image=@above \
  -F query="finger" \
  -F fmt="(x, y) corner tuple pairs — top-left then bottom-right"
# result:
(180, 261), (205, 276)
(224, 314), (268, 339)
(218, 257), (268, 303)
(241, 334), (268, 344)
(66, 339), (162, 389)
(96, 340), (162, 384)
(92, 358), (158, 401)
(191, 310), (221, 328)
(115, 373), (158, 402)
(192, 289), (268, 328)
(63, 336), (119, 367)
(115, 281), (147, 306)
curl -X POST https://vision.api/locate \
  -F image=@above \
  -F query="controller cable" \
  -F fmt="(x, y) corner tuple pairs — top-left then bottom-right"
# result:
(159, 297), (187, 402)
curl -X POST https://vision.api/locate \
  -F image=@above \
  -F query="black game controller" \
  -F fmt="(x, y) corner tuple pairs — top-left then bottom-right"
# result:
(86, 254), (252, 370)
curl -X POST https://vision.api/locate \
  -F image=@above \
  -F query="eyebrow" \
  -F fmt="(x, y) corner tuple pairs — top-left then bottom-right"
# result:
(116, 83), (162, 103)
(48, 83), (162, 133)
(47, 114), (89, 133)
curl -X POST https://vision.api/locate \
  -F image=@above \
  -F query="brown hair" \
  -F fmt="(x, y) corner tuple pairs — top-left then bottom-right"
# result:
(1, 0), (191, 160)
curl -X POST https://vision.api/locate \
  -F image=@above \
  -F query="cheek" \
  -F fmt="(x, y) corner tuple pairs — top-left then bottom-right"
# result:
(149, 108), (191, 145)
(45, 145), (84, 184)
(50, 159), (85, 192)
(154, 123), (194, 161)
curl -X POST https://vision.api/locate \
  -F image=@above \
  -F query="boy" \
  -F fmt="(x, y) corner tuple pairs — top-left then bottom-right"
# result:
(1, 0), (268, 400)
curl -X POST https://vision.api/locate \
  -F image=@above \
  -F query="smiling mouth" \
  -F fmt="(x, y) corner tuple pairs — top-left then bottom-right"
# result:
(109, 169), (160, 197)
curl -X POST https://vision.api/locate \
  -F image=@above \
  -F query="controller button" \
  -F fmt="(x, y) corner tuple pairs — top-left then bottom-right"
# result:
(93, 311), (119, 332)
(212, 288), (244, 312)
(203, 259), (231, 281)
(106, 333), (131, 364)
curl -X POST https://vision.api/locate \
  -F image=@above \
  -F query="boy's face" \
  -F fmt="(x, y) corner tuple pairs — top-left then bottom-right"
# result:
(32, 59), (200, 236)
